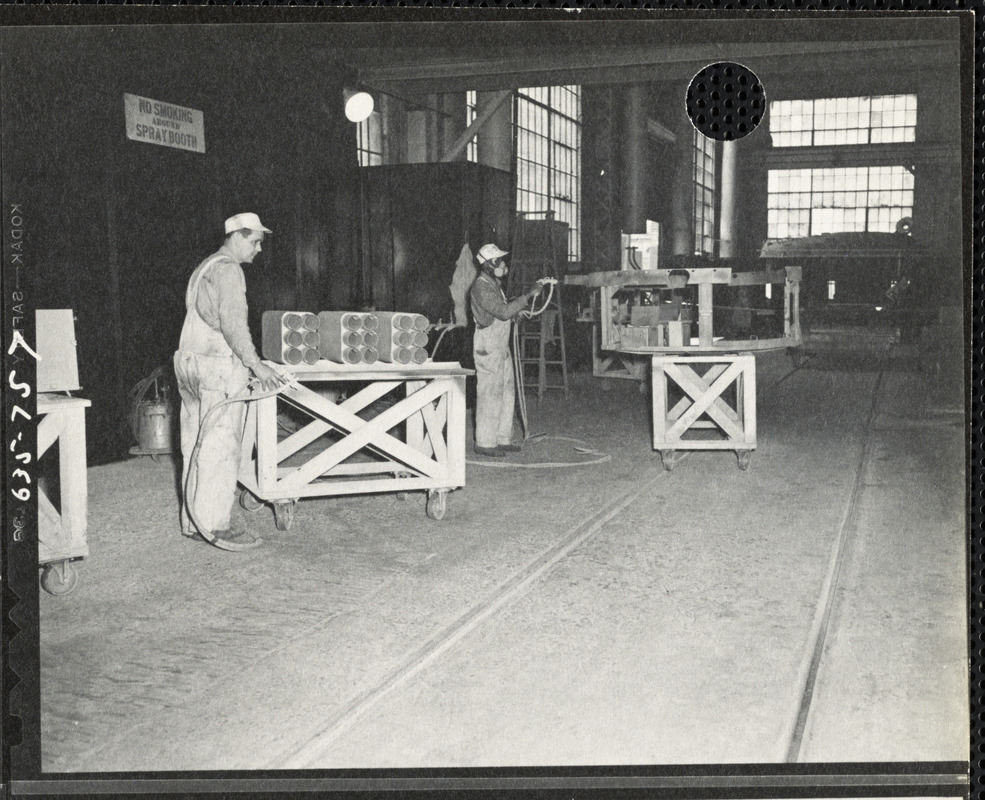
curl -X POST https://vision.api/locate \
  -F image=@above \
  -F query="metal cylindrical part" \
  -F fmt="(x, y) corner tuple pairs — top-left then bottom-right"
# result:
(343, 347), (362, 365)
(394, 314), (414, 331)
(413, 331), (429, 348)
(342, 330), (363, 347)
(361, 346), (379, 364)
(360, 313), (379, 331)
(284, 313), (304, 331)
(394, 330), (415, 348)
(412, 314), (429, 331)
(411, 347), (428, 364)
(264, 310), (326, 363)
(318, 312), (370, 362)
(302, 347), (320, 365)
(362, 330), (379, 348)
(284, 348), (304, 365)
(392, 347), (412, 364)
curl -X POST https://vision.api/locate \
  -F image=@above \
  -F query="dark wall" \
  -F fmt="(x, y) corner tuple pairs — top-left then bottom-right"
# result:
(359, 163), (512, 322)
(1, 25), (358, 463)
(580, 81), (690, 271)
(580, 84), (622, 271)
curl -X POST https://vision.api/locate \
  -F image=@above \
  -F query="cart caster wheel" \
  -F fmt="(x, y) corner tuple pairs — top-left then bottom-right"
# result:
(273, 501), (297, 531)
(737, 451), (752, 471)
(41, 561), (79, 596)
(426, 491), (448, 521)
(660, 450), (679, 471)
(239, 489), (265, 513)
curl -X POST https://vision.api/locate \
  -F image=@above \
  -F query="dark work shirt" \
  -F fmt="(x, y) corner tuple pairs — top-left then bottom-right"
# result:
(469, 273), (530, 328)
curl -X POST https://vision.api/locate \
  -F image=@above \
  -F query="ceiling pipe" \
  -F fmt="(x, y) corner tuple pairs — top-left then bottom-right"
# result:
(440, 89), (511, 163)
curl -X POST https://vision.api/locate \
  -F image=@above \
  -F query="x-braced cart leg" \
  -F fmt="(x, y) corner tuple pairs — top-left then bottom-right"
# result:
(41, 559), (80, 596)
(273, 499), (298, 531)
(426, 489), (449, 520)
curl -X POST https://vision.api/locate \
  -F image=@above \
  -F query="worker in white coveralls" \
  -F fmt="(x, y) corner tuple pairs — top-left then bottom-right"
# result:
(468, 243), (548, 458)
(174, 213), (286, 547)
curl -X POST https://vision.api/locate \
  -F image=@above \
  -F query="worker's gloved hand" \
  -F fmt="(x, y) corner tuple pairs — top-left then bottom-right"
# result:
(252, 361), (289, 392)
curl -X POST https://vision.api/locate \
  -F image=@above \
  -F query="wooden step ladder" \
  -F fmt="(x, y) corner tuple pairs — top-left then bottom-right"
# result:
(509, 212), (569, 401)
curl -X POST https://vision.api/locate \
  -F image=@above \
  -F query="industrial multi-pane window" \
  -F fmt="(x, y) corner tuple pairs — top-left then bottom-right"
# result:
(693, 131), (716, 256)
(466, 90), (479, 163)
(767, 166), (914, 238)
(515, 85), (581, 261)
(356, 111), (383, 167)
(769, 94), (917, 147)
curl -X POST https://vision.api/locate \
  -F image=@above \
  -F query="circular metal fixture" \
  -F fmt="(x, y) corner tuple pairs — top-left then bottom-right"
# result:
(686, 62), (765, 141)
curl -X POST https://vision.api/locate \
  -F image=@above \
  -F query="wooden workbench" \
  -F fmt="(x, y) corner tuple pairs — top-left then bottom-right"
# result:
(238, 360), (472, 529)
(566, 265), (802, 353)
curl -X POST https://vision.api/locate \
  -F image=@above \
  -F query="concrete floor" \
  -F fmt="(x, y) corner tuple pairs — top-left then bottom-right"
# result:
(38, 351), (968, 772)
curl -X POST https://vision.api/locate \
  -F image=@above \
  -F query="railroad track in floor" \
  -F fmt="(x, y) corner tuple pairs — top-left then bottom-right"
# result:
(270, 369), (890, 770)
(782, 369), (884, 761)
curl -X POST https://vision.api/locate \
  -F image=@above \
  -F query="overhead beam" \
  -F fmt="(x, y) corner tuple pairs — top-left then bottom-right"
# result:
(357, 40), (954, 95)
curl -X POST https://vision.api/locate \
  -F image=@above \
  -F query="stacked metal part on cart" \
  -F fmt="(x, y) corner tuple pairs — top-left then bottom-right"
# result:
(262, 310), (431, 366)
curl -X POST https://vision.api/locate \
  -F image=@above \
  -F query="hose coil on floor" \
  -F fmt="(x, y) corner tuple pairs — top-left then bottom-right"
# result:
(466, 435), (611, 469)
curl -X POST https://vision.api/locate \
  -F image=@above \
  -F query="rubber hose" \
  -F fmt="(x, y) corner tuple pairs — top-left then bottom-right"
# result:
(512, 281), (556, 441)
(466, 436), (611, 469)
(184, 382), (290, 551)
(430, 325), (452, 361)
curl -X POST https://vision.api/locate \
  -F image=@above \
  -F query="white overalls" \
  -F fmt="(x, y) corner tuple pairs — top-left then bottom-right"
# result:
(173, 254), (252, 536)
(472, 300), (517, 450)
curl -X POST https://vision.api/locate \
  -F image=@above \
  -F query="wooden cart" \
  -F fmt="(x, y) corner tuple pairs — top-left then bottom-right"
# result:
(238, 360), (471, 530)
(651, 352), (756, 471)
(38, 393), (91, 595)
(566, 266), (801, 470)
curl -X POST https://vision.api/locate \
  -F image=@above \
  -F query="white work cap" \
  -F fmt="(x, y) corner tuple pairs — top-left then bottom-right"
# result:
(477, 243), (508, 264)
(224, 212), (272, 235)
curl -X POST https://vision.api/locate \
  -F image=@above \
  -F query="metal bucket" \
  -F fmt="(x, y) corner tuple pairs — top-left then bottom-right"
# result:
(137, 400), (172, 452)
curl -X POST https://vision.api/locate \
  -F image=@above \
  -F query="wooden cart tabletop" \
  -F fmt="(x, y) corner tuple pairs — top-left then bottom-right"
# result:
(38, 393), (92, 412)
(265, 360), (474, 381)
